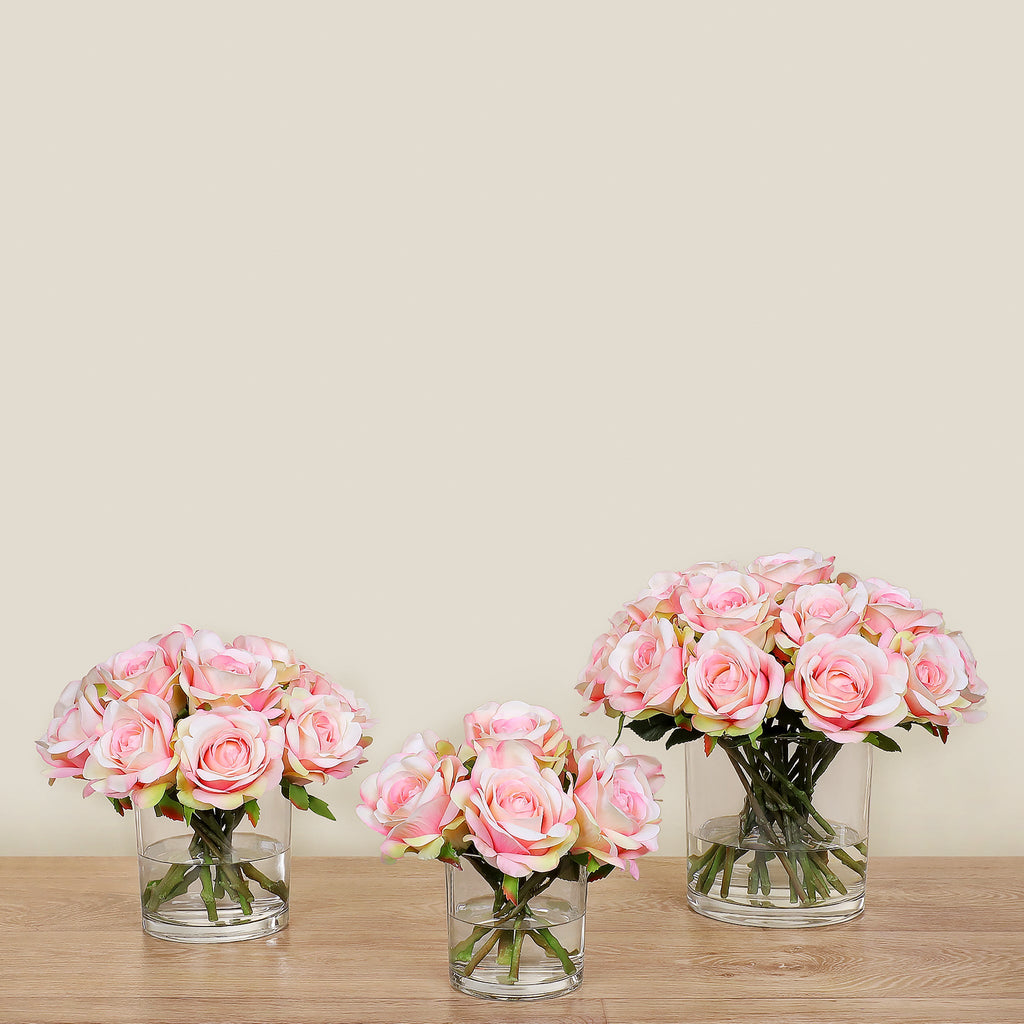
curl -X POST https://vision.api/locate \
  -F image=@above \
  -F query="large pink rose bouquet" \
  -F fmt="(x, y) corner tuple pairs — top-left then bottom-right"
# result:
(38, 625), (372, 923)
(358, 701), (663, 986)
(578, 550), (986, 908)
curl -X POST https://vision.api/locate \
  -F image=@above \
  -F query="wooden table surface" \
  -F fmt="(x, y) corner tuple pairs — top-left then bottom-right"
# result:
(4, 856), (1022, 1024)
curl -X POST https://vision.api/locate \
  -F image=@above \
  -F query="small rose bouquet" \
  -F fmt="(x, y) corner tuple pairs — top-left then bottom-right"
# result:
(37, 625), (372, 925)
(578, 550), (986, 909)
(358, 701), (663, 989)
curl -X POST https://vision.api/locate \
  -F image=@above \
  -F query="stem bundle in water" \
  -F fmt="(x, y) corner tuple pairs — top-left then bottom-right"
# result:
(145, 808), (289, 922)
(689, 737), (867, 909)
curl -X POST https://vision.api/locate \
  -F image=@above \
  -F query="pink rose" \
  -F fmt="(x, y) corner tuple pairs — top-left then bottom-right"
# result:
(281, 688), (370, 785)
(83, 694), (178, 806)
(231, 634), (301, 686)
(861, 578), (944, 636)
(179, 630), (284, 718)
(150, 624), (195, 667)
(83, 641), (179, 708)
(451, 741), (579, 877)
(683, 629), (785, 736)
(464, 701), (569, 770)
(948, 632), (988, 723)
(571, 736), (663, 879)
(677, 569), (776, 645)
(576, 612), (633, 716)
(295, 665), (374, 723)
(903, 632), (971, 727)
(175, 707), (285, 810)
(624, 571), (687, 622)
(604, 617), (687, 716)
(36, 680), (106, 780)
(357, 732), (468, 860)
(786, 634), (909, 742)
(748, 549), (835, 597)
(777, 580), (868, 651)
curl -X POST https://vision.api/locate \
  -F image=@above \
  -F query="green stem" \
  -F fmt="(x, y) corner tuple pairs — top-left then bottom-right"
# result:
(534, 928), (576, 975)
(832, 847), (867, 877)
(199, 865), (218, 922)
(240, 863), (289, 901)
(507, 928), (525, 982)
(464, 929), (501, 976)
(720, 846), (735, 898)
(697, 844), (724, 894)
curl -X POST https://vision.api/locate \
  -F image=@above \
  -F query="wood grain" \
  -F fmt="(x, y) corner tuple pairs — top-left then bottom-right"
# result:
(2, 857), (1022, 1024)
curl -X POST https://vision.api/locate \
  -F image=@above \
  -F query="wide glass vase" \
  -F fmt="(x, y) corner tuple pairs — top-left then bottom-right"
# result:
(685, 735), (871, 927)
(136, 790), (291, 942)
(446, 856), (586, 1000)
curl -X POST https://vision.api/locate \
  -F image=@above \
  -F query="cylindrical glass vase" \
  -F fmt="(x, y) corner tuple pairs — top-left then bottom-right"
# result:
(136, 790), (292, 942)
(685, 735), (872, 927)
(446, 856), (586, 1000)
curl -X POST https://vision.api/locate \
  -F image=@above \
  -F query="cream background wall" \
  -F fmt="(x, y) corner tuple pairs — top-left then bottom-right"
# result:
(3, 2), (1021, 859)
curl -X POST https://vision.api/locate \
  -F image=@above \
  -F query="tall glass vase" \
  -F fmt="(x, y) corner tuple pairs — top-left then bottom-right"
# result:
(136, 789), (292, 942)
(446, 856), (587, 1000)
(685, 736), (871, 927)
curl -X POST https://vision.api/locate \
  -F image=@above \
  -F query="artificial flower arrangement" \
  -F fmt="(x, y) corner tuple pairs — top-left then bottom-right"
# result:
(37, 625), (372, 931)
(577, 549), (986, 913)
(358, 700), (664, 996)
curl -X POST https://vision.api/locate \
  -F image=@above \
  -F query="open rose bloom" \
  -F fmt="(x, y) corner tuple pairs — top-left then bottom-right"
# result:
(577, 550), (986, 924)
(37, 625), (373, 940)
(358, 701), (664, 996)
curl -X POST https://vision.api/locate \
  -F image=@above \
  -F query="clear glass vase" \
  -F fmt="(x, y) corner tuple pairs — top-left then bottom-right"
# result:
(136, 789), (291, 942)
(446, 856), (587, 1000)
(685, 735), (872, 927)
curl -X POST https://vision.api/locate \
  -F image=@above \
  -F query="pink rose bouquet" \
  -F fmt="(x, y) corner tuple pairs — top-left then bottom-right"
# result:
(359, 700), (663, 988)
(577, 550), (986, 910)
(38, 624), (372, 926)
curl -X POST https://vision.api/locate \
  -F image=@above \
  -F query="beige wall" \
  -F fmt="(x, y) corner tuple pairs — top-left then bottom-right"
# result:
(4, 2), (1021, 859)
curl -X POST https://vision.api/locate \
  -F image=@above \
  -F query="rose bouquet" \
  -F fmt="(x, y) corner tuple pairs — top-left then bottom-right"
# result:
(358, 701), (663, 998)
(37, 625), (372, 937)
(577, 550), (986, 920)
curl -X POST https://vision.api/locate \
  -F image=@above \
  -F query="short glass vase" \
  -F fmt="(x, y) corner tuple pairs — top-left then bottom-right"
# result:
(136, 790), (291, 942)
(685, 735), (872, 927)
(446, 855), (586, 1000)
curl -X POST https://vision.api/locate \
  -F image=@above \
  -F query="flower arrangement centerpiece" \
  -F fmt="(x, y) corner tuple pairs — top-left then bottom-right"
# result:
(37, 624), (373, 941)
(578, 549), (987, 926)
(358, 700), (664, 999)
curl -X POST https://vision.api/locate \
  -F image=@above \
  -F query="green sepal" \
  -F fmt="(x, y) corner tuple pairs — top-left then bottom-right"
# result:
(288, 783), (310, 810)
(864, 731), (902, 753)
(306, 794), (336, 821)
(182, 805), (194, 828)
(501, 873), (519, 903)
(109, 797), (126, 817)
(436, 840), (461, 867)
(243, 799), (261, 828)
(155, 793), (185, 823)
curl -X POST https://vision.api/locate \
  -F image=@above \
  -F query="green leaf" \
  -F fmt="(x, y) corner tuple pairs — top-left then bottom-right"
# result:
(243, 799), (261, 828)
(108, 797), (126, 817)
(588, 864), (615, 883)
(704, 734), (719, 757)
(666, 727), (706, 749)
(182, 805), (194, 827)
(624, 713), (677, 744)
(306, 794), (336, 821)
(864, 731), (902, 753)
(288, 783), (310, 811)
